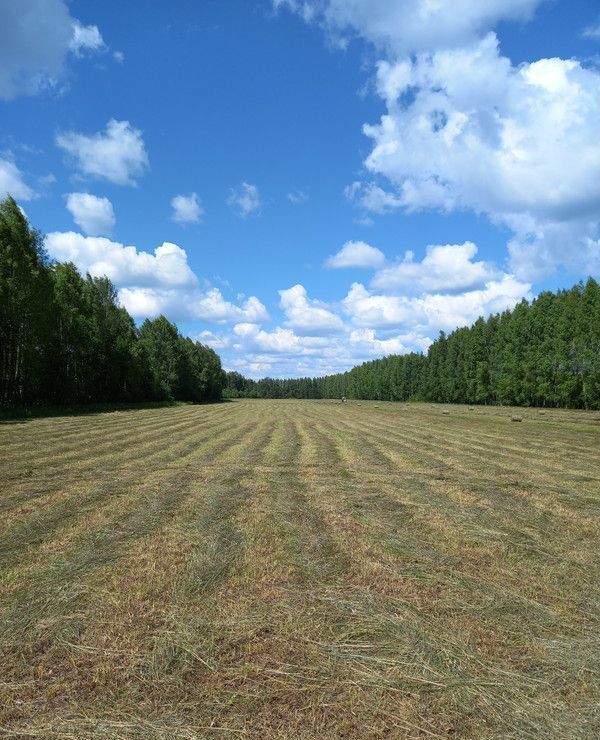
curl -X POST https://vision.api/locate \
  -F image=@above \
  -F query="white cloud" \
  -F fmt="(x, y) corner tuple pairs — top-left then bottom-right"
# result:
(119, 287), (269, 324)
(0, 1), (104, 99)
(45, 232), (197, 289)
(356, 34), (600, 280)
(372, 242), (497, 292)
(581, 19), (600, 40)
(343, 282), (423, 328)
(45, 229), (268, 324)
(227, 182), (262, 217)
(418, 275), (531, 330)
(219, 318), (436, 379)
(507, 218), (600, 281)
(0, 158), (35, 200)
(279, 284), (345, 334)
(348, 328), (412, 355)
(343, 276), (530, 332)
(65, 192), (115, 235)
(171, 192), (204, 224)
(326, 240), (386, 269)
(195, 330), (230, 350)
(113, 51), (125, 63)
(56, 119), (149, 186)
(69, 21), (106, 56)
(365, 36), (600, 222)
(234, 324), (303, 354)
(279, 2), (600, 281)
(288, 190), (308, 204)
(345, 181), (403, 213)
(274, 0), (543, 54)
(192, 290), (268, 324)
(208, 243), (532, 377)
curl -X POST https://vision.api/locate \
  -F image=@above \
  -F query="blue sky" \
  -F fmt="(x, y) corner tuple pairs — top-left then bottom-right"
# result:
(1, 0), (599, 377)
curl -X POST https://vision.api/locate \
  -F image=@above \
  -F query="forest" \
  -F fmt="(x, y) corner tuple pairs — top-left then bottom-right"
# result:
(225, 277), (600, 409)
(3, 193), (599, 411)
(0, 196), (223, 408)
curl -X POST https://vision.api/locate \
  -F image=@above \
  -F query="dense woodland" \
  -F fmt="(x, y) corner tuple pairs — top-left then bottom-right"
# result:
(225, 277), (600, 409)
(0, 196), (223, 407)
(2, 194), (599, 410)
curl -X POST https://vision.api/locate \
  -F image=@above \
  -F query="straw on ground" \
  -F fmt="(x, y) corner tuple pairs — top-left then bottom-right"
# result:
(1, 399), (598, 738)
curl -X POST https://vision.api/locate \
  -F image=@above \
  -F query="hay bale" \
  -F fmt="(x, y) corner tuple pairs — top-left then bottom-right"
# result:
(511, 415), (523, 422)
(442, 410), (450, 415)
(538, 410), (546, 415)
(468, 407), (475, 411)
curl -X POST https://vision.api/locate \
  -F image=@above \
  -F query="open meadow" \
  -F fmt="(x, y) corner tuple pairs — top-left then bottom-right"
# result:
(1, 399), (599, 739)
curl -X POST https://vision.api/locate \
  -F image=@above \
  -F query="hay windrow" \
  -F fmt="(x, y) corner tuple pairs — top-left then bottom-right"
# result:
(1, 399), (598, 739)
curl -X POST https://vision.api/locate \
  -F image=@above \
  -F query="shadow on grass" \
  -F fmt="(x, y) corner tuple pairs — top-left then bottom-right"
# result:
(0, 398), (232, 424)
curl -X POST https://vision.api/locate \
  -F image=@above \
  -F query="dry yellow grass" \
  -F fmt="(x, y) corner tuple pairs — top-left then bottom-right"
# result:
(0, 399), (598, 738)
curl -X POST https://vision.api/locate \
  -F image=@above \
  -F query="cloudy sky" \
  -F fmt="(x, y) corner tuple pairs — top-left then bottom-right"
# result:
(1, 0), (599, 378)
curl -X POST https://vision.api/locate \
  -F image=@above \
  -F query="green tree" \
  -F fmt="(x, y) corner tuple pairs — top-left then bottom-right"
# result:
(0, 196), (51, 405)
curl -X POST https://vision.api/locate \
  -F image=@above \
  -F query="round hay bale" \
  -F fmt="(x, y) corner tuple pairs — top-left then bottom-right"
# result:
(511, 415), (523, 422)
(442, 410), (450, 415)
(538, 410), (546, 415)
(468, 407), (475, 411)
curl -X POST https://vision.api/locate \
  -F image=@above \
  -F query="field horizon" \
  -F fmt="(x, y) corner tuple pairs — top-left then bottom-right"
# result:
(1, 399), (598, 738)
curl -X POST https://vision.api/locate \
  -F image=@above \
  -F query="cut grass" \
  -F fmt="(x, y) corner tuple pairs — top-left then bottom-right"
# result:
(0, 399), (598, 738)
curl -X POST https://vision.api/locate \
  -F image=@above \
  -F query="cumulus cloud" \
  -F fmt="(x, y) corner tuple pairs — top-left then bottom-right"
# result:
(233, 324), (309, 354)
(227, 182), (262, 217)
(343, 276), (530, 332)
(326, 240), (386, 269)
(224, 321), (397, 375)
(217, 318), (436, 379)
(360, 36), (600, 278)
(65, 192), (115, 235)
(274, 0), (543, 54)
(348, 328), (413, 355)
(344, 181), (403, 213)
(119, 287), (269, 324)
(69, 21), (106, 56)
(343, 283), (423, 328)
(171, 192), (204, 223)
(507, 218), (600, 281)
(279, 284), (345, 334)
(45, 232), (197, 288)
(56, 119), (149, 186)
(195, 330), (230, 350)
(372, 242), (497, 292)
(45, 229), (269, 324)
(278, 1), (600, 282)
(204, 240), (532, 377)
(364, 36), (600, 220)
(0, 1), (105, 99)
(0, 158), (35, 200)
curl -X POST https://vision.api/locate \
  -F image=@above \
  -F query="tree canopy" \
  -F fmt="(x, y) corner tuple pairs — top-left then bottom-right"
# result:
(225, 278), (600, 409)
(0, 196), (224, 407)
(2, 194), (598, 410)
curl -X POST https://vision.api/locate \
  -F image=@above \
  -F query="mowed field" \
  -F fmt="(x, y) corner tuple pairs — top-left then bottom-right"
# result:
(1, 400), (599, 739)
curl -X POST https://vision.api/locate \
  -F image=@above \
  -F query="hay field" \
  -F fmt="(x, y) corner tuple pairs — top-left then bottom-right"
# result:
(1, 399), (599, 739)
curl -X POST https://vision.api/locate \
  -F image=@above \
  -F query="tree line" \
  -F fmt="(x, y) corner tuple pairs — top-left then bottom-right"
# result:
(225, 277), (600, 409)
(0, 196), (223, 407)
